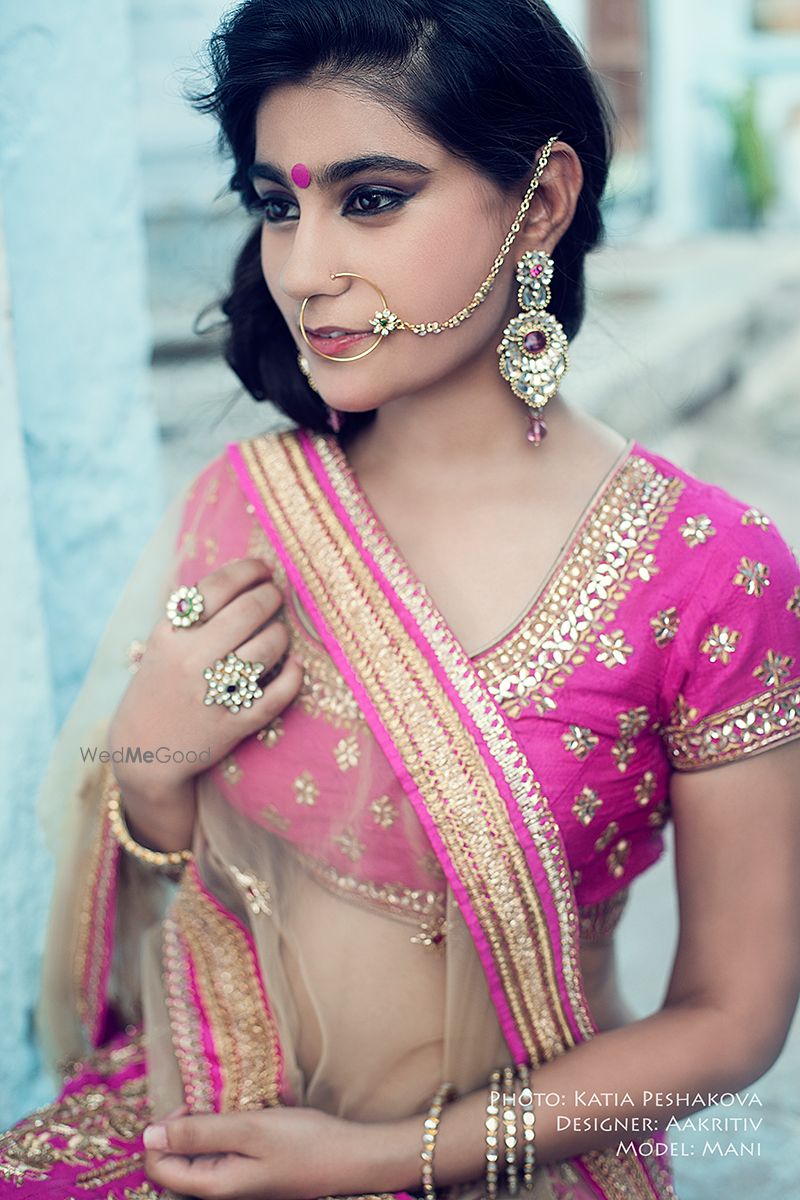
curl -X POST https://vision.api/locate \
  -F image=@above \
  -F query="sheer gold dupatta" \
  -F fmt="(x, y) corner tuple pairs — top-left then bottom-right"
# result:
(230, 430), (675, 1200)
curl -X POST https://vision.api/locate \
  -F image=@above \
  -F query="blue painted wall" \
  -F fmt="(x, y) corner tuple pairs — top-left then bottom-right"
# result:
(0, 0), (161, 1123)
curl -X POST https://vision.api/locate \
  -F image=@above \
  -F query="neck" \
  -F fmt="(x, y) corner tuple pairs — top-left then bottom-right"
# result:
(344, 356), (570, 479)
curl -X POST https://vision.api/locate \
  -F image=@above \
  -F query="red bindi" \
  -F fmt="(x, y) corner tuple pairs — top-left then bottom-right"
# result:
(291, 163), (311, 188)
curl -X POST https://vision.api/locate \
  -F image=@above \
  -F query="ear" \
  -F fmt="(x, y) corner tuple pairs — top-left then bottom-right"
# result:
(516, 141), (584, 256)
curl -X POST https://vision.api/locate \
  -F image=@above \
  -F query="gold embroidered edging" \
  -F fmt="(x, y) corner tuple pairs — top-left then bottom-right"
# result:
(74, 765), (119, 1043)
(291, 842), (447, 936)
(472, 457), (685, 717)
(663, 678), (800, 770)
(165, 864), (282, 1111)
(162, 918), (216, 1114)
(317, 435), (588, 1048)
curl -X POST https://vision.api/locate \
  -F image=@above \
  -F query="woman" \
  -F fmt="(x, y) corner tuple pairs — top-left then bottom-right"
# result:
(2, 1), (799, 1198)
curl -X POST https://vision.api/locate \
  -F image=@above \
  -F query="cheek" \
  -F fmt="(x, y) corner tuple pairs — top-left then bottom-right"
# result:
(386, 207), (505, 319)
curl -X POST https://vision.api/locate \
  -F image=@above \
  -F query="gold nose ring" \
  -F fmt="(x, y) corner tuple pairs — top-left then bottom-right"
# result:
(299, 272), (391, 362)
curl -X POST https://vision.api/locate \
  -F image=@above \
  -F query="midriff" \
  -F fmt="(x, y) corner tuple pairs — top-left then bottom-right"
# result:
(578, 937), (638, 1032)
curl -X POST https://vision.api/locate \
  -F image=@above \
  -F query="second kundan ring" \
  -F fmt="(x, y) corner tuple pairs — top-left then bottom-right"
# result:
(202, 651), (266, 713)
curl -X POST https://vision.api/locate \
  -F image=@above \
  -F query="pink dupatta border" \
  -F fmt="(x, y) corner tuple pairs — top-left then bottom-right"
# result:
(304, 431), (590, 1039)
(227, 438), (535, 1059)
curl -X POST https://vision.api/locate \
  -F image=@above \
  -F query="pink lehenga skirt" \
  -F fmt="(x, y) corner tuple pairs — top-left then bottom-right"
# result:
(0, 1026), (171, 1199)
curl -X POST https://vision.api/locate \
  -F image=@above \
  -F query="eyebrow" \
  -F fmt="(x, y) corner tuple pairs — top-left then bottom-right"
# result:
(246, 154), (433, 189)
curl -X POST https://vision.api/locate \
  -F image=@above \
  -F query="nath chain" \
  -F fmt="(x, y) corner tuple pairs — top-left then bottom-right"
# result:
(376, 135), (558, 339)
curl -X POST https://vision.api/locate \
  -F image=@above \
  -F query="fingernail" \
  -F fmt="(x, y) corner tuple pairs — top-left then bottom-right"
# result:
(143, 1124), (168, 1150)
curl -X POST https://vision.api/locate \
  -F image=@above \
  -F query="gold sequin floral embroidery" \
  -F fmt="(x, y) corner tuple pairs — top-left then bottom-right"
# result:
(259, 803), (291, 832)
(637, 553), (659, 582)
(611, 706), (650, 774)
(680, 515), (716, 547)
(221, 756), (242, 785)
(733, 557), (770, 598)
(333, 735), (360, 770)
(228, 864), (273, 916)
(650, 607), (680, 647)
(334, 825), (366, 862)
(370, 794), (398, 828)
(257, 717), (285, 748)
(572, 787), (602, 826)
(561, 725), (599, 761)
(754, 651), (794, 688)
(741, 508), (770, 528)
(786, 587), (800, 619)
(596, 630), (633, 670)
(594, 821), (619, 852)
(634, 771), (657, 806)
(294, 771), (319, 806)
(607, 838), (631, 879)
(700, 624), (741, 665)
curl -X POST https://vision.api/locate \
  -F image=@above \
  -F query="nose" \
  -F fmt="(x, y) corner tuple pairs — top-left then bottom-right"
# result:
(276, 211), (348, 316)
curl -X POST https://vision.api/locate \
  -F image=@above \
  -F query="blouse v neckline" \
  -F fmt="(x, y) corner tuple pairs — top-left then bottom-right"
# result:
(321, 432), (639, 662)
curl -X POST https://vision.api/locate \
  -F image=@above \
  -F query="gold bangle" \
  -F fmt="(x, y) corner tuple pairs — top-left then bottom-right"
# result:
(420, 1081), (457, 1200)
(517, 1063), (536, 1190)
(502, 1064), (519, 1195)
(484, 1069), (502, 1200)
(104, 771), (193, 870)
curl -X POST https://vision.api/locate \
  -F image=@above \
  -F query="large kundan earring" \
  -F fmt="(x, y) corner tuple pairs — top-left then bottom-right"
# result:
(297, 351), (342, 431)
(496, 250), (570, 445)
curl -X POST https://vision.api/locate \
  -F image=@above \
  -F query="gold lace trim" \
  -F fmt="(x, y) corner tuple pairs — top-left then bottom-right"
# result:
(163, 863), (282, 1111)
(663, 678), (800, 770)
(291, 844), (448, 950)
(473, 456), (685, 716)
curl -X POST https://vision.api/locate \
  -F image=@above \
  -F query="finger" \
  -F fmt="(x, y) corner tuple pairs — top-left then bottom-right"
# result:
(143, 1112), (254, 1157)
(255, 655), (305, 720)
(205, 581), (285, 653)
(145, 1149), (251, 1200)
(188, 557), (275, 622)
(234, 617), (290, 676)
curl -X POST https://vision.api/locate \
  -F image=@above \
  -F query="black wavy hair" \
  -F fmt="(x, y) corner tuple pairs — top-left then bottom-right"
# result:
(188, 0), (614, 438)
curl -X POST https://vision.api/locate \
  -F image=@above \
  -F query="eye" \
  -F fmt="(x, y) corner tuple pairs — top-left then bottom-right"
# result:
(346, 187), (407, 216)
(247, 186), (408, 224)
(248, 194), (297, 223)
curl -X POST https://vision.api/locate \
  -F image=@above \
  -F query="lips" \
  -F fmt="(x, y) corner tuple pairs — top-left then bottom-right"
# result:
(306, 325), (371, 337)
(303, 324), (374, 357)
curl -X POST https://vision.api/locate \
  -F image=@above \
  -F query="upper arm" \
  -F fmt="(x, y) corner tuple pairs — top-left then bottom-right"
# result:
(664, 737), (800, 1078)
(655, 502), (800, 1077)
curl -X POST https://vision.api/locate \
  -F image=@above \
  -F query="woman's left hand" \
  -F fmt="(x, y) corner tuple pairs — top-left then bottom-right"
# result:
(142, 1104), (404, 1199)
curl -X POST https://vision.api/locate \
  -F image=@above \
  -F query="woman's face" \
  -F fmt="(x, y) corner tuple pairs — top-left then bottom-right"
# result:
(250, 82), (536, 416)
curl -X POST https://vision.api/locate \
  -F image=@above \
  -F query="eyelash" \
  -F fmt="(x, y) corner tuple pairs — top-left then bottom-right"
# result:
(248, 186), (408, 224)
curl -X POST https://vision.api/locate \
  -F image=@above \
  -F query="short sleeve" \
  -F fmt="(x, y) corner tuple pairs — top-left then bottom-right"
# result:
(660, 505), (800, 770)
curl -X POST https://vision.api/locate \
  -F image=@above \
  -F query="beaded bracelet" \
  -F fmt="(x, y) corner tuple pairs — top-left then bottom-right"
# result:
(105, 771), (193, 870)
(502, 1064), (519, 1195)
(484, 1068), (502, 1200)
(516, 1063), (537, 1190)
(420, 1081), (457, 1200)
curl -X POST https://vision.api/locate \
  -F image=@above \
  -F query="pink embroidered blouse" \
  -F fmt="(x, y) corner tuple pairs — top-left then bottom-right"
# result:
(176, 438), (800, 948)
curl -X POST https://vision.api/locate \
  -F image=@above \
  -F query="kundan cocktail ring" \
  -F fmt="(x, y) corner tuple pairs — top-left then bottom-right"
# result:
(166, 585), (205, 628)
(203, 651), (265, 713)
